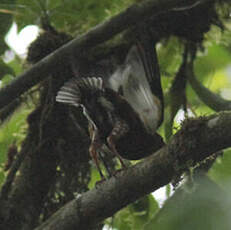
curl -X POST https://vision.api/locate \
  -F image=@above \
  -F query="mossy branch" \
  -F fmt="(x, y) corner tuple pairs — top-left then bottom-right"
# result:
(35, 111), (231, 230)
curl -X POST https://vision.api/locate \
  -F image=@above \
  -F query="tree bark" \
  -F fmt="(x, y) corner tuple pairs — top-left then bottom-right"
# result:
(35, 111), (231, 230)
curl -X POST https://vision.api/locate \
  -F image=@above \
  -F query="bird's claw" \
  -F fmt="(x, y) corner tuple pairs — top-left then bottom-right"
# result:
(95, 177), (107, 188)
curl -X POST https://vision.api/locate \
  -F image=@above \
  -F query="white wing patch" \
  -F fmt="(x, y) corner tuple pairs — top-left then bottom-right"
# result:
(108, 67), (123, 92)
(121, 46), (161, 134)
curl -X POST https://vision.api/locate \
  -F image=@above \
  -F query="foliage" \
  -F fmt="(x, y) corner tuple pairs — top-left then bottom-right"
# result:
(0, 104), (31, 184)
(0, 0), (231, 229)
(13, 0), (133, 32)
(110, 195), (159, 230)
(144, 175), (231, 230)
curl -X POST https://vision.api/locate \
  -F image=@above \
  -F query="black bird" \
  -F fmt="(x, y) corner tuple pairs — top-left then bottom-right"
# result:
(56, 41), (164, 179)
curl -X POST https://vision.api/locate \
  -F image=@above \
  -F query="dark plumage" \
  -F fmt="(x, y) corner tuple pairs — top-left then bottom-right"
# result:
(56, 41), (164, 179)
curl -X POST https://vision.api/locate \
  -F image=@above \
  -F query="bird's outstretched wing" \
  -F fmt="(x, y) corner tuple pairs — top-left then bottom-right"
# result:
(109, 42), (163, 134)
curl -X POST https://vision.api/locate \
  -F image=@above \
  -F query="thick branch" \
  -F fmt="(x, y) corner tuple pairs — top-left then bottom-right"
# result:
(188, 63), (231, 111)
(0, 0), (209, 110)
(35, 111), (231, 230)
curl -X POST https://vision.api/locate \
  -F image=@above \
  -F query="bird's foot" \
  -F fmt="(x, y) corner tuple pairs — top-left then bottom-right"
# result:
(95, 177), (107, 188)
(111, 167), (127, 178)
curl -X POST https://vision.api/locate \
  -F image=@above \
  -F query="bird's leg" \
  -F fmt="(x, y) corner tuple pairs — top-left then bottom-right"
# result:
(107, 119), (129, 169)
(88, 125), (105, 180)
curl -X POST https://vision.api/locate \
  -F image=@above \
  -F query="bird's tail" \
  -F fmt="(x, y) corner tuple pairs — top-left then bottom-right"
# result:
(56, 77), (104, 107)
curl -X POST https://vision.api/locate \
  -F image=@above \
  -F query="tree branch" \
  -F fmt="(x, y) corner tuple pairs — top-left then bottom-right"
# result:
(188, 62), (231, 111)
(35, 111), (231, 230)
(0, 0), (209, 110)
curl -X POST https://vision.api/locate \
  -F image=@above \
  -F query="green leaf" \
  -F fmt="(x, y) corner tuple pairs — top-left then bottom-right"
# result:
(143, 176), (231, 230)
(165, 184), (171, 198)
(14, 0), (41, 30)
(194, 43), (231, 80)
(0, 105), (30, 185)
(147, 195), (159, 218)
(0, 59), (15, 80)
(112, 207), (133, 230)
(87, 167), (101, 189)
(158, 38), (182, 78)
(48, 0), (132, 33)
(208, 148), (231, 189)
(110, 195), (159, 230)
(0, 0), (16, 54)
(6, 56), (23, 75)
(14, 0), (133, 33)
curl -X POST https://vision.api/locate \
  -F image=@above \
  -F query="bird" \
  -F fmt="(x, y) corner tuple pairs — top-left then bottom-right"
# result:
(56, 40), (164, 179)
